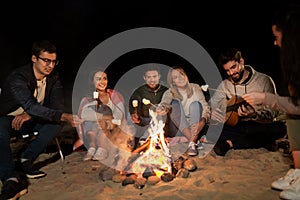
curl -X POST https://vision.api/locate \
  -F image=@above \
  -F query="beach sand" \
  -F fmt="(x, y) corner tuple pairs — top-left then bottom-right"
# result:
(11, 139), (292, 200)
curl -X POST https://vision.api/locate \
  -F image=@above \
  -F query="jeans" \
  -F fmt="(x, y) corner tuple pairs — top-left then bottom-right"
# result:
(164, 100), (203, 137)
(0, 116), (61, 182)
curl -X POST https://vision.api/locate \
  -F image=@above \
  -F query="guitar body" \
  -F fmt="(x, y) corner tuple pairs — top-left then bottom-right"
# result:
(225, 111), (240, 126)
(225, 96), (250, 126)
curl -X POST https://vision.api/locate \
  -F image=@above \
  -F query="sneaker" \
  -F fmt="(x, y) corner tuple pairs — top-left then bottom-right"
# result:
(280, 175), (300, 199)
(21, 160), (47, 179)
(92, 147), (108, 161)
(196, 141), (204, 150)
(0, 176), (29, 200)
(271, 169), (300, 190)
(83, 147), (96, 161)
(187, 142), (198, 156)
(213, 140), (231, 156)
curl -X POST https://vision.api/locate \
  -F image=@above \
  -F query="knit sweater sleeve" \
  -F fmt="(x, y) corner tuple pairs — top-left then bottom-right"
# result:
(159, 89), (173, 109)
(264, 93), (300, 115)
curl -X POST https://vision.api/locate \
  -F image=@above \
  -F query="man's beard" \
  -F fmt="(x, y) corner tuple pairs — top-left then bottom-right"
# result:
(231, 69), (244, 83)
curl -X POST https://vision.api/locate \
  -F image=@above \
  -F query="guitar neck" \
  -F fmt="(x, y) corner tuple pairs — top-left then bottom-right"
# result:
(226, 100), (248, 112)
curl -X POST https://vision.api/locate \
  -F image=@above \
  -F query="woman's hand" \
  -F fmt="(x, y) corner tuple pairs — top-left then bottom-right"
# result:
(156, 104), (168, 116)
(242, 92), (266, 107)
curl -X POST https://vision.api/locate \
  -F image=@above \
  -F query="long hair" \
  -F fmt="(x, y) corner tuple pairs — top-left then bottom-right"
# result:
(167, 66), (193, 100)
(279, 10), (300, 105)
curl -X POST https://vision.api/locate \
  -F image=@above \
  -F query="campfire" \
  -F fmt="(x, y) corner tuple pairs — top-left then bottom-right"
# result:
(99, 101), (198, 187)
(127, 109), (172, 178)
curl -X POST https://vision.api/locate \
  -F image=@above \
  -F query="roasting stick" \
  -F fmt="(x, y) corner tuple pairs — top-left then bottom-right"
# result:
(201, 85), (233, 96)
(142, 98), (158, 108)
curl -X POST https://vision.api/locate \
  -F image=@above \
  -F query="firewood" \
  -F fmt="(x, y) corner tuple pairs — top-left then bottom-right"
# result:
(132, 138), (151, 153)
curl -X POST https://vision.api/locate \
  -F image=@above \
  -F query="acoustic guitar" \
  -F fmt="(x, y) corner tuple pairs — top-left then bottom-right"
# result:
(225, 95), (252, 126)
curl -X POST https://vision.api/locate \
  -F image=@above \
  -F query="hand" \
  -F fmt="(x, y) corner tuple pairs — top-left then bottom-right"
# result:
(61, 113), (83, 127)
(12, 112), (31, 130)
(242, 92), (265, 107)
(156, 104), (168, 116)
(130, 113), (140, 124)
(211, 108), (225, 123)
(190, 118), (205, 135)
(237, 104), (255, 117)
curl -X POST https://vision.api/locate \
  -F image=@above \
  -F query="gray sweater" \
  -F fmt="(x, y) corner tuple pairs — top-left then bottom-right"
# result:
(210, 65), (279, 122)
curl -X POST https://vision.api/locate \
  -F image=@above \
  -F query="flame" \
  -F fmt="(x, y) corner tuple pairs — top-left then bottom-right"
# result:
(130, 109), (172, 177)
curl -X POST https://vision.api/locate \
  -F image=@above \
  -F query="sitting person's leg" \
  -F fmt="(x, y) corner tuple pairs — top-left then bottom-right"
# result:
(165, 99), (190, 138)
(0, 116), (17, 182)
(83, 130), (97, 161)
(166, 100), (198, 156)
(0, 116), (30, 199)
(214, 120), (286, 156)
(20, 122), (61, 178)
(92, 130), (109, 161)
(287, 119), (300, 168)
(233, 121), (286, 149)
(189, 101), (206, 141)
(272, 119), (300, 194)
(82, 121), (98, 160)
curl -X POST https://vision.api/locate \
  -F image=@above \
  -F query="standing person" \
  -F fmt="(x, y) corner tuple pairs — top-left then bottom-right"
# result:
(158, 66), (210, 156)
(209, 48), (286, 156)
(243, 9), (300, 199)
(78, 69), (126, 161)
(128, 65), (168, 146)
(0, 40), (82, 200)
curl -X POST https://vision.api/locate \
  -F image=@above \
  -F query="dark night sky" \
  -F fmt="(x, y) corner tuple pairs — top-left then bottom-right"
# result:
(0, 0), (298, 111)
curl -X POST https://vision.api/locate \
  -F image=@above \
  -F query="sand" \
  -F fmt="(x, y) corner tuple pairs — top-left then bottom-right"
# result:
(14, 142), (292, 200)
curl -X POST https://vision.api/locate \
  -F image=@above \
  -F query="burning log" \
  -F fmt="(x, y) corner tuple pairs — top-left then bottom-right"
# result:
(132, 138), (151, 153)
(120, 108), (198, 187)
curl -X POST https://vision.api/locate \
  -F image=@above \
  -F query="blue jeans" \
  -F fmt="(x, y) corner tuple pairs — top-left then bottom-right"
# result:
(0, 116), (61, 182)
(164, 100), (203, 137)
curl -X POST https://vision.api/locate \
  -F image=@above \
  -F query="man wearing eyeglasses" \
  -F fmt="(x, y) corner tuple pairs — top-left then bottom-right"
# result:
(0, 40), (82, 200)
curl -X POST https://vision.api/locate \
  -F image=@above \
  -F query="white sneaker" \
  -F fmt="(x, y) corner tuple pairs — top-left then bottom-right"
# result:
(196, 141), (204, 150)
(280, 176), (300, 200)
(272, 169), (300, 190)
(83, 147), (96, 161)
(92, 147), (108, 161)
(187, 142), (198, 156)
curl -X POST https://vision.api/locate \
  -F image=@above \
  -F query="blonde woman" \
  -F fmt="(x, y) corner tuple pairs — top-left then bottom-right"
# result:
(158, 67), (210, 156)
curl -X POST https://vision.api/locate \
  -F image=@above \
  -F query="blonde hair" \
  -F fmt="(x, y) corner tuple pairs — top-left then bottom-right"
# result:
(167, 67), (193, 100)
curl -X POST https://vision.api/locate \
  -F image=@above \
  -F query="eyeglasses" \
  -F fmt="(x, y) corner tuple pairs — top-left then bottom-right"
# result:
(37, 56), (59, 66)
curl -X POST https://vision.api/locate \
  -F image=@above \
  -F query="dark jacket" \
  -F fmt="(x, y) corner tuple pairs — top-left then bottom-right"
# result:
(129, 84), (168, 124)
(0, 64), (64, 122)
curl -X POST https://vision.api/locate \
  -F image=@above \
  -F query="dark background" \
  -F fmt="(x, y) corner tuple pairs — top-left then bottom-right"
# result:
(0, 0), (298, 112)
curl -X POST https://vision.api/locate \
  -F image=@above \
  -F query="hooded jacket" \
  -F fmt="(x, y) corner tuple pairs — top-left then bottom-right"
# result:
(210, 65), (279, 121)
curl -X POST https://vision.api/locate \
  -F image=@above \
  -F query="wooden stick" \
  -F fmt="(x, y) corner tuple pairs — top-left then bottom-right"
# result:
(133, 138), (151, 153)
